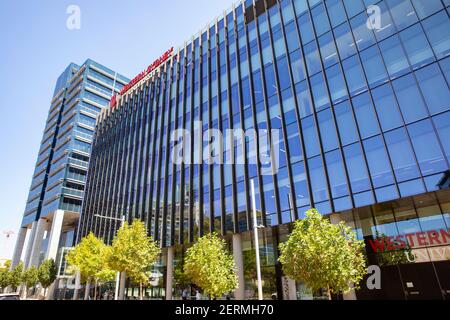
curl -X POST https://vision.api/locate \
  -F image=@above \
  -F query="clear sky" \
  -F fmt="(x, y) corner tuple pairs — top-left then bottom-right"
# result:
(0, 0), (237, 260)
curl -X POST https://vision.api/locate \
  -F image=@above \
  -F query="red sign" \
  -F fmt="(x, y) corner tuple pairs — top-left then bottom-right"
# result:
(368, 228), (450, 253)
(110, 47), (174, 108)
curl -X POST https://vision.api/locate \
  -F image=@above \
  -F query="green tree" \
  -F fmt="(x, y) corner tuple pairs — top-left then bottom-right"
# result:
(38, 259), (57, 298)
(22, 266), (39, 298)
(66, 233), (113, 299)
(278, 209), (366, 298)
(9, 262), (24, 292)
(0, 260), (11, 272)
(184, 233), (238, 299)
(108, 220), (160, 300)
(0, 269), (11, 293)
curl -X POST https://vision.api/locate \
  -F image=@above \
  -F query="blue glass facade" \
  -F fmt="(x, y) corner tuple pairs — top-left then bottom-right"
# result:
(79, 0), (450, 300)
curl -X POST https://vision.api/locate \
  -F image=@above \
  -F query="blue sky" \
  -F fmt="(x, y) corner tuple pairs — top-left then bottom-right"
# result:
(0, 0), (236, 260)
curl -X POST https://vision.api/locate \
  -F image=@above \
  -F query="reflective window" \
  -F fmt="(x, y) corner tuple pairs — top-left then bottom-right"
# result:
(384, 127), (420, 182)
(344, 143), (371, 193)
(304, 41), (322, 75)
(317, 108), (339, 152)
(293, 0), (309, 17)
(334, 22), (357, 60)
(373, 1), (397, 41)
(352, 92), (380, 138)
(290, 50), (306, 83)
(287, 122), (303, 164)
(298, 13), (315, 45)
(392, 74), (428, 123)
(325, 150), (349, 198)
(343, 0), (365, 18)
(326, 64), (348, 104)
(311, 3), (330, 36)
(363, 135), (395, 188)
(411, 0), (443, 19)
(350, 11), (376, 51)
(296, 80), (314, 118)
(407, 119), (447, 176)
(325, 0), (347, 27)
(372, 83), (403, 132)
(422, 11), (450, 60)
(310, 72), (330, 111)
(285, 22), (300, 53)
(318, 32), (339, 68)
(360, 46), (388, 88)
(292, 161), (310, 207)
(415, 63), (450, 115)
(276, 56), (291, 90)
(398, 178), (425, 197)
(342, 55), (367, 96)
(308, 156), (329, 202)
(386, 0), (418, 30)
(334, 100), (359, 145)
(302, 115), (321, 158)
(399, 23), (435, 70)
(432, 112), (450, 163)
(379, 35), (410, 79)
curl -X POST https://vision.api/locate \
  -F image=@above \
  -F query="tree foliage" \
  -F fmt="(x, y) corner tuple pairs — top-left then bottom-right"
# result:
(38, 259), (57, 289)
(23, 266), (39, 289)
(278, 209), (366, 295)
(0, 269), (10, 292)
(184, 233), (238, 299)
(9, 262), (24, 291)
(108, 220), (160, 284)
(66, 232), (113, 283)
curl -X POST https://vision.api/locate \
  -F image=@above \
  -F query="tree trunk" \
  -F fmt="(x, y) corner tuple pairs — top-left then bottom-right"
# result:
(84, 280), (91, 300)
(94, 279), (98, 300)
(118, 272), (126, 300)
(139, 282), (143, 300)
(327, 286), (332, 301)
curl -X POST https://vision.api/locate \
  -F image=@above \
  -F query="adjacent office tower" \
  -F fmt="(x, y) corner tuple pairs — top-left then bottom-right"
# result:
(80, 0), (450, 300)
(11, 60), (128, 276)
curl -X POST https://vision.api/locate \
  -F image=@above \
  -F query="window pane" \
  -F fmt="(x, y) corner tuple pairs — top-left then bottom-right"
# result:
(432, 111), (450, 163)
(342, 55), (367, 96)
(334, 101), (359, 145)
(343, 0), (365, 18)
(292, 161), (310, 207)
(411, 0), (443, 19)
(407, 119), (447, 176)
(304, 41), (322, 75)
(308, 156), (329, 202)
(363, 135), (395, 188)
(350, 11), (376, 51)
(384, 128), (420, 182)
(344, 143), (371, 193)
(386, 0), (419, 30)
(352, 92), (380, 138)
(399, 24), (435, 69)
(372, 83), (403, 131)
(326, 0), (347, 27)
(311, 72), (330, 111)
(360, 46), (389, 88)
(290, 50), (305, 83)
(311, 3), (331, 36)
(298, 13), (315, 45)
(318, 32), (339, 68)
(318, 108), (339, 152)
(296, 80), (313, 118)
(325, 150), (349, 198)
(415, 63), (450, 115)
(379, 35), (410, 79)
(302, 115), (321, 158)
(334, 22), (357, 60)
(373, 2), (397, 41)
(325, 64), (348, 104)
(422, 11), (450, 60)
(392, 74), (428, 123)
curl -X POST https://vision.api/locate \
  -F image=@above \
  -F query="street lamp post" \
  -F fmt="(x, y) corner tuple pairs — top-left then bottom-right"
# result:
(250, 179), (264, 300)
(94, 214), (125, 300)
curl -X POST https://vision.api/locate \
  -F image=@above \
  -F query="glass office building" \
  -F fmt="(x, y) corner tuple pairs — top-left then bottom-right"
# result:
(79, 0), (450, 300)
(11, 60), (128, 282)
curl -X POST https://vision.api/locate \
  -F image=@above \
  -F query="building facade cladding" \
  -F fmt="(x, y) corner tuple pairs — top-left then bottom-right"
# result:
(79, 0), (450, 299)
